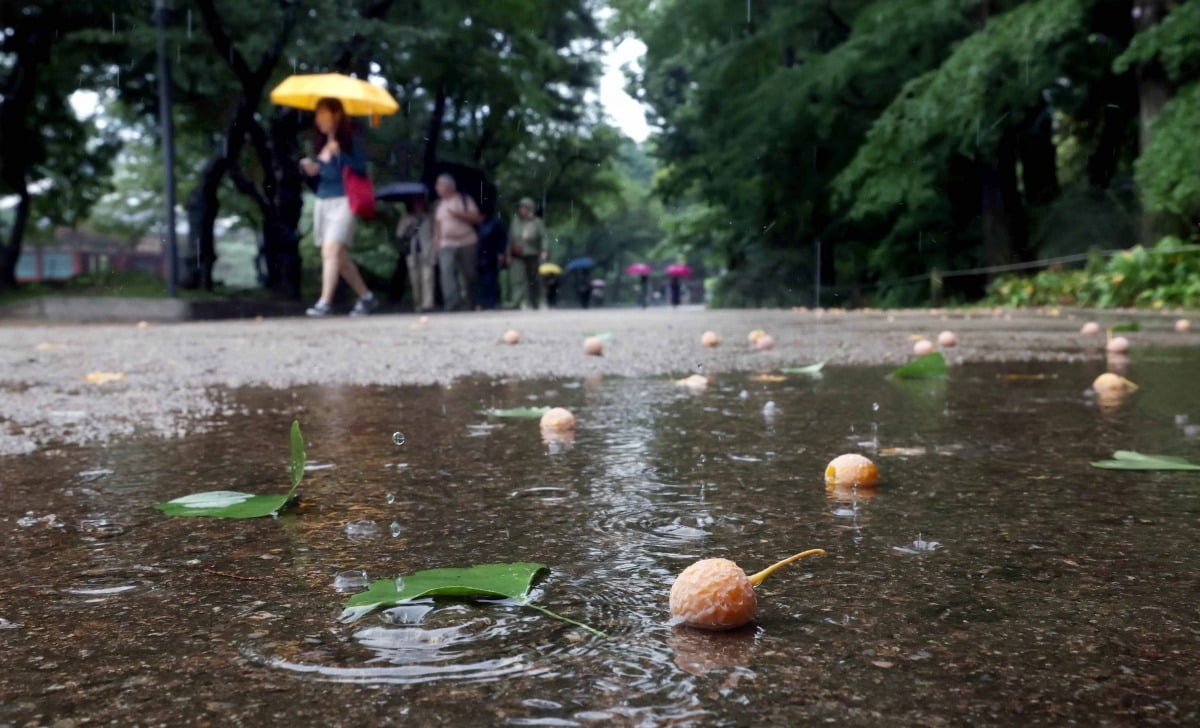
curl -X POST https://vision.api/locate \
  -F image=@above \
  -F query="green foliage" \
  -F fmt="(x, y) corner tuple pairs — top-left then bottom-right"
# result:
(1114, 1), (1200, 82)
(835, 0), (1088, 250)
(155, 421), (305, 519)
(987, 237), (1200, 308)
(1134, 82), (1200, 223)
(1090, 451), (1200, 471)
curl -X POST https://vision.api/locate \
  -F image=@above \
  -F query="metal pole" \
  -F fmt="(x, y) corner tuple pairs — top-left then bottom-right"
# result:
(155, 0), (179, 297)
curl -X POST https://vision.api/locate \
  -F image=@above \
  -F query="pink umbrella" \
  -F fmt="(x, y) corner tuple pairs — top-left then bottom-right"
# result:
(625, 262), (653, 276)
(666, 263), (693, 277)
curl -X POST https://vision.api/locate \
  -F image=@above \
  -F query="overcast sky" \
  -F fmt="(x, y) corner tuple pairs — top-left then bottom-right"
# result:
(598, 37), (650, 143)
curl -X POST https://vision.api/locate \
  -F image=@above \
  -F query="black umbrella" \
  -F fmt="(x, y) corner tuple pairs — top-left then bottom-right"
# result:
(375, 181), (427, 203)
(428, 160), (498, 217)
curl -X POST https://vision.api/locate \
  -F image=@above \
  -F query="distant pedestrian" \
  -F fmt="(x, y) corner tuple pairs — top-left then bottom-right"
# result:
(476, 213), (507, 310)
(577, 273), (592, 309)
(433, 174), (483, 311)
(543, 272), (560, 307)
(396, 197), (435, 312)
(299, 97), (377, 317)
(670, 277), (682, 307)
(507, 197), (547, 309)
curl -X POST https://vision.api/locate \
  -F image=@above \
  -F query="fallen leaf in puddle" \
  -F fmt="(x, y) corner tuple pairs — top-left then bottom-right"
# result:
(872, 660), (895, 668)
(35, 342), (63, 350)
(84, 371), (126, 384)
(1090, 450), (1200, 471)
(749, 374), (785, 383)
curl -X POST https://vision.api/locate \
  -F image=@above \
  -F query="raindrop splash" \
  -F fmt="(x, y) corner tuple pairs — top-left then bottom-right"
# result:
(390, 521), (402, 538)
(333, 569), (370, 592)
(392, 432), (406, 446)
(386, 492), (396, 504)
(344, 520), (381, 541)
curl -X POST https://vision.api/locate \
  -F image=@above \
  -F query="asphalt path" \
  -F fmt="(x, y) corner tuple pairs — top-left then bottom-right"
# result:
(0, 305), (1194, 455)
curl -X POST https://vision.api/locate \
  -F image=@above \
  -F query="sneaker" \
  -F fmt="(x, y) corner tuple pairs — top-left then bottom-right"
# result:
(305, 301), (332, 317)
(350, 295), (379, 316)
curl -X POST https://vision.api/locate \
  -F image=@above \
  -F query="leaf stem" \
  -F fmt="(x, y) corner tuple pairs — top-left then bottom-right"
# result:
(521, 601), (608, 638)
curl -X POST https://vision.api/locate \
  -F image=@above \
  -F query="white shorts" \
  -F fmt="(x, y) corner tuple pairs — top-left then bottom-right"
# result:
(313, 196), (356, 247)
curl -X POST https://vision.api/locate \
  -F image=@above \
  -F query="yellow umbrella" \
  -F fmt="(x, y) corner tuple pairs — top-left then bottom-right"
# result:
(270, 73), (399, 120)
(539, 262), (563, 276)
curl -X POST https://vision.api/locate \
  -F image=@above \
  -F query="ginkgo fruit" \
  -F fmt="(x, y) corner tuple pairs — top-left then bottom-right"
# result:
(825, 453), (879, 488)
(669, 549), (826, 630)
(539, 407), (576, 431)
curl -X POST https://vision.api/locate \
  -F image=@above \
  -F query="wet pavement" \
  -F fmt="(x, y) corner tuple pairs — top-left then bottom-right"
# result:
(2, 341), (1199, 725)
(0, 306), (1195, 456)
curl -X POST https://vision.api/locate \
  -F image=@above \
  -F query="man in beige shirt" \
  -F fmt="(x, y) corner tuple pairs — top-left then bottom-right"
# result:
(433, 174), (483, 311)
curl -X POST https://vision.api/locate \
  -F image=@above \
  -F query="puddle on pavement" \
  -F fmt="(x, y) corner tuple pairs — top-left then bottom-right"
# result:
(3, 351), (1200, 724)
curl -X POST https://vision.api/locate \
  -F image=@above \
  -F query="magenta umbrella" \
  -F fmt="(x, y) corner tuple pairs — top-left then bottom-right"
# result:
(625, 262), (653, 276)
(666, 263), (693, 277)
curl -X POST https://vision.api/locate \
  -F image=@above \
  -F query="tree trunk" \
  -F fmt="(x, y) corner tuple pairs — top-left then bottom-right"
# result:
(1132, 0), (1175, 243)
(0, 189), (30, 289)
(421, 85), (448, 185)
(185, 143), (231, 290)
(979, 131), (1028, 270)
(1019, 108), (1058, 207)
(0, 20), (53, 292)
(259, 109), (304, 299)
(1088, 72), (1137, 189)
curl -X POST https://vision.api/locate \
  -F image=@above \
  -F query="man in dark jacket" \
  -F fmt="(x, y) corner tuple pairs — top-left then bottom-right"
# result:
(475, 214), (507, 310)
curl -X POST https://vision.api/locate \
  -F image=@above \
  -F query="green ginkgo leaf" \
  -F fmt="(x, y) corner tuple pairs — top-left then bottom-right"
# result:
(482, 406), (552, 419)
(155, 421), (306, 518)
(781, 360), (826, 375)
(888, 352), (948, 380)
(340, 562), (605, 636)
(1090, 450), (1200, 471)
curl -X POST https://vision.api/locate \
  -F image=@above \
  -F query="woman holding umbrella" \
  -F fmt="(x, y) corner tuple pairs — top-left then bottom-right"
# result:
(271, 74), (398, 316)
(298, 97), (377, 316)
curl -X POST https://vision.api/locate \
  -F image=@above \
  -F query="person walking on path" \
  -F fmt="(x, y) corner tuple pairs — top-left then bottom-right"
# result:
(506, 197), (547, 309)
(476, 213), (508, 310)
(300, 97), (378, 317)
(396, 197), (435, 312)
(433, 174), (483, 311)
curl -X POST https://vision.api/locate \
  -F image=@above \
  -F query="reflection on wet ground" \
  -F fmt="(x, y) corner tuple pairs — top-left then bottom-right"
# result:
(3, 350), (1200, 724)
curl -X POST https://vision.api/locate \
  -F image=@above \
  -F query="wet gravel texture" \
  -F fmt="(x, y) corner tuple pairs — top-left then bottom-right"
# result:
(0, 306), (1195, 456)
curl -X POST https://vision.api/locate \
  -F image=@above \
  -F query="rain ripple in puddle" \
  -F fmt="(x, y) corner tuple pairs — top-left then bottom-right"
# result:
(59, 567), (160, 603)
(252, 610), (564, 686)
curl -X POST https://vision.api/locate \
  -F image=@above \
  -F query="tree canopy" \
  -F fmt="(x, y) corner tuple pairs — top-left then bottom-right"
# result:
(624, 0), (1199, 307)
